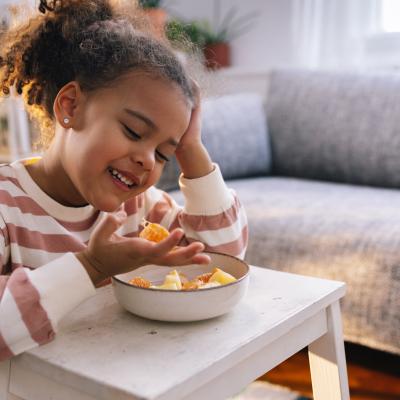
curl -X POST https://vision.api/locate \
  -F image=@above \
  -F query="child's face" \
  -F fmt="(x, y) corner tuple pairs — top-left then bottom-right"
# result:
(62, 72), (191, 211)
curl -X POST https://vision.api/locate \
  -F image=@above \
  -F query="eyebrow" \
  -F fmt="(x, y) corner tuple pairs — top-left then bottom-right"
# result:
(124, 108), (157, 130)
(124, 108), (179, 147)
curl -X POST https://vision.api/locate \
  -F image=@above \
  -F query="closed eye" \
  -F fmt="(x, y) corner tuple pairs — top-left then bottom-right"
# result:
(122, 123), (169, 162)
(156, 150), (170, 162)
(122, 123), (141, 140)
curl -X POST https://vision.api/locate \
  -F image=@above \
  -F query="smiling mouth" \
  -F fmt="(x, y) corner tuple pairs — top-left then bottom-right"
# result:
(107, 167), (139, 189)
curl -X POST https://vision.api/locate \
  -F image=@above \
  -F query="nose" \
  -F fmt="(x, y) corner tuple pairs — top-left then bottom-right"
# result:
(131, 149), (155, 172)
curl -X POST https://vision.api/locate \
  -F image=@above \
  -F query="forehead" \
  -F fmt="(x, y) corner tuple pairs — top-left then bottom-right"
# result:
(101, 72), (190, 111)
(89, 71), (191, 136)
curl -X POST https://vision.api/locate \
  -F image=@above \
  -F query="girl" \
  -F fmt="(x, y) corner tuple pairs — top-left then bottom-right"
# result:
(0, 0), (248, 362)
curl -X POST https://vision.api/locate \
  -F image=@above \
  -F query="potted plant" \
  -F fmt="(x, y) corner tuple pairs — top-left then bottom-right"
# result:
(166, 8), (256, 69)
(198, 20), (230, 70)
(200, 8), (257, 69)
(166, 19), (206, 51)
(138, 0), (167, 38)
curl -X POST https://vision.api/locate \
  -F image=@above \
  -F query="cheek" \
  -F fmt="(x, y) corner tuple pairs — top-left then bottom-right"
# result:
(82, 136), (124, 166)
(65, 140), (116, 191)
(144, 163), (165, 187)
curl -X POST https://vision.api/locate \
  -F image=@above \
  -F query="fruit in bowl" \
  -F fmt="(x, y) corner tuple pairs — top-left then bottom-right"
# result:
(128, 266), (237, 290)
(111, 251), (250, 322)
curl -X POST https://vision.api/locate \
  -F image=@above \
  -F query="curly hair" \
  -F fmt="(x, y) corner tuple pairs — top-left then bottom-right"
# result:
(0, 0), (195, 148)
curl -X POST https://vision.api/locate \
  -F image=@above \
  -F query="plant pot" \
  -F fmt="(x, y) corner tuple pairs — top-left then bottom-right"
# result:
(203, 42), (231, 69)
(144, 8), (167, 38)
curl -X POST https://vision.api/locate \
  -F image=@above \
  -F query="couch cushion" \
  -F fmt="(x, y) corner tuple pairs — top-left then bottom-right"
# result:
(267, 69), (400, 188)
(157, 93), (271, 191)
(201, 93), (271, 179)
(170, 177), (400, 355)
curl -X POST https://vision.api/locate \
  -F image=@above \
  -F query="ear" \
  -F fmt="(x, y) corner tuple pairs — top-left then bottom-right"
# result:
(53, 81), (85, 128)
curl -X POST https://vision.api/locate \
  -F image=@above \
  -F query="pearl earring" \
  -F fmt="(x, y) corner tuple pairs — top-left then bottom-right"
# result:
(63, 117), (70, 124)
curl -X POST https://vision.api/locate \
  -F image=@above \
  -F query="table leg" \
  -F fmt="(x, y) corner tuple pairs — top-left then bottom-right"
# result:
(308, 300), (350, 400)
(0, 360), (11, 400)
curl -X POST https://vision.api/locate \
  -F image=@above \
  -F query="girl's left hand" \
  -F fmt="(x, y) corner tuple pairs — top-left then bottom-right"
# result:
(175, 80), (202, 153)
(174, 81), (214, 179)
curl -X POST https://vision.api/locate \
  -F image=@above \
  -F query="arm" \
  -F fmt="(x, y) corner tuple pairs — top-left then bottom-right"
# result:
(177, 165), (248, 259)
(146, 165), (248, 259)
(0, 212), (96, 361)
(1, 205), (211, 363)
(174, 82), (214, 180)
(156, 82), (248, 258)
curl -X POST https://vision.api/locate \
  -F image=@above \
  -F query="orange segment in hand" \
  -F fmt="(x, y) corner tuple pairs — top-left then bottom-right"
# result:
(139, 219), (170, 243)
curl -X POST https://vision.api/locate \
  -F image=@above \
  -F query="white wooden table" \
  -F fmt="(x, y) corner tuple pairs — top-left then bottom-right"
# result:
(0, 266), (350, 400)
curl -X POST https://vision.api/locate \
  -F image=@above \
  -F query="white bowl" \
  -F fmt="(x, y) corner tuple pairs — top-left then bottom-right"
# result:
(111, 252), (250, 322)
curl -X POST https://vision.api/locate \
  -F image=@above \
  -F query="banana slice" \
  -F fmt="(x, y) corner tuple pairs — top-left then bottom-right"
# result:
(153, 282), (179, 290)
(163, 269), (182, 290)
(209, 267), (237, 285)
(199, 281), (222, 289)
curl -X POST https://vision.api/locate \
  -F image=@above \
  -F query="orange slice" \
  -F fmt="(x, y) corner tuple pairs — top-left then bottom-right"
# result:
(196, 272), (212, 284)
(128, 277), (151, 288)
(139, 219), (170, 243)
(182, 280), (201, 290)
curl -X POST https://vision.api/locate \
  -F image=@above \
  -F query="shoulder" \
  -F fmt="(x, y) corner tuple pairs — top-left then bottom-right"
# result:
(0, 163), (24, 193)
(0, 163), (32, 216)
(0, 162), (17, 178)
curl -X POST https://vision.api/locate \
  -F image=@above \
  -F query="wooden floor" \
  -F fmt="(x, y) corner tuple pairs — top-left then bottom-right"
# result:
(260, 342), (400, 399)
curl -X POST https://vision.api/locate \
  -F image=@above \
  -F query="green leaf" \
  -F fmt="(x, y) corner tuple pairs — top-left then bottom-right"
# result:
(139, 0), (162, 9)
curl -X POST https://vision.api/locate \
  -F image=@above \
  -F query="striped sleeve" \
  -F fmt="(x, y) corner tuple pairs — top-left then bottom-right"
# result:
(0, 247), (96, 362)
(146, 164), (248, 259)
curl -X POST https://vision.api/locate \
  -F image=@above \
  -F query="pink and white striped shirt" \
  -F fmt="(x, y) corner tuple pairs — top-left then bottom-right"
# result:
(0, 159), (248, 361)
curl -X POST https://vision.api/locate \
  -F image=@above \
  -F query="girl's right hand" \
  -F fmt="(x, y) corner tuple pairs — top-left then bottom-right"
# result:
(76, 211), (211, 285)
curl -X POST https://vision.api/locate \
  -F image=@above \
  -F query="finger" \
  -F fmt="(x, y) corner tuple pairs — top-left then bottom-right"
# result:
(171, 253), (211, 266)
(159, 242), (210, 266)
(191, 79), (201, 99)
(91, 211), (127, 242)
(159, 252), (211, 267)
(150, 228), (185, 256)
(190, 253), (211, 265)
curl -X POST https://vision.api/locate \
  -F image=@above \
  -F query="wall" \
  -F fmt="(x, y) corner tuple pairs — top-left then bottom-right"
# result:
(167, 0), (297, 71)
(168, 0), (385, 72)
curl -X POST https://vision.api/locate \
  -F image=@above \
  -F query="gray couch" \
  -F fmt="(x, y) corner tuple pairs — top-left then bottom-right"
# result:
(157, 69), (400, 356)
